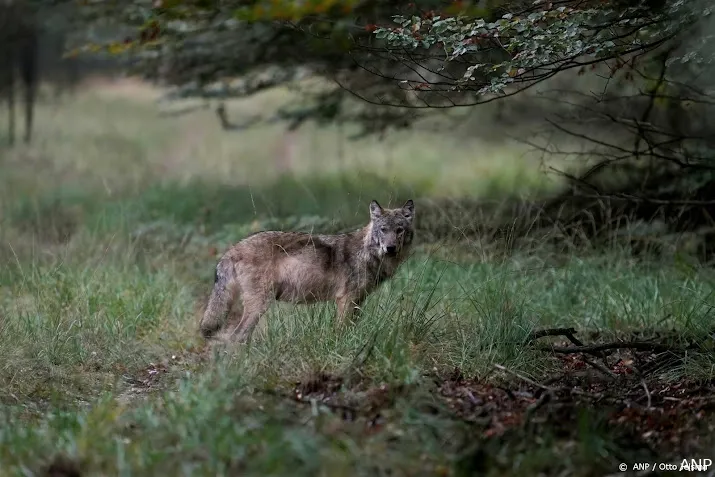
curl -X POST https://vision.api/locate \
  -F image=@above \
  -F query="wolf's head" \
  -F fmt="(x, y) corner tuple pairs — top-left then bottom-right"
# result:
(367, 199), (415, 258)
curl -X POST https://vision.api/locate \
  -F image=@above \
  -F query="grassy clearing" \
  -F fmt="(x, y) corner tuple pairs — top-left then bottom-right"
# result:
(0, 79), (713, 476)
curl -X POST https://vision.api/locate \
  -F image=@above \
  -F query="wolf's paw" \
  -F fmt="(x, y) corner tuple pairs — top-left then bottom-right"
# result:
(199, 322), (221, 339)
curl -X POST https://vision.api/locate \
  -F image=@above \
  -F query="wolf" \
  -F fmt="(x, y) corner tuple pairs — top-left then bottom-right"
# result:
(199, 199), (415, 343)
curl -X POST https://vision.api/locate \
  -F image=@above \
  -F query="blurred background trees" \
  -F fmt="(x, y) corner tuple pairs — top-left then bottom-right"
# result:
(4, 0), (715, 257)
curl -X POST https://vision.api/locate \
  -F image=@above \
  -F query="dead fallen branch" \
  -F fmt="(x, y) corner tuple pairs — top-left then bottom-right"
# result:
(525, 327), (583, 346)
(539, 341), (674, 354)
(526, 327), (611, 364)
(526, 327), (682, 356)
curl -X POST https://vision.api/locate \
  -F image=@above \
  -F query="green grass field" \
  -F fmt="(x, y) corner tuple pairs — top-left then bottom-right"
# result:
(0, 79), (713, 476)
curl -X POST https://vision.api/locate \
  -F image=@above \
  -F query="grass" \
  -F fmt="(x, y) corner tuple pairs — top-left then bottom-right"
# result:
(0, 78), (713, 476)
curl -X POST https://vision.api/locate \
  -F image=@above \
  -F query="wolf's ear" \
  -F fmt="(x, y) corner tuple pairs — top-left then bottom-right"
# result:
(369, 200), (383, 220)
(402, 199), (414, 221)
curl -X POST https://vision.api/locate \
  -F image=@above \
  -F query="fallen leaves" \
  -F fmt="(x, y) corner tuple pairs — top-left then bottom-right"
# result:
(437, 360), (714, 456)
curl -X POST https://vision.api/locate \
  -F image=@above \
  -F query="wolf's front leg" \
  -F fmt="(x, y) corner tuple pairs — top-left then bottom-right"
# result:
(335, 294), (364, 330)
(230, 292), (271, 343)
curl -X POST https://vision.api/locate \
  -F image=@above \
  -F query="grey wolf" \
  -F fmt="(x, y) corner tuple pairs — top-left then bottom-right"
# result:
(200, 199), (415, 343)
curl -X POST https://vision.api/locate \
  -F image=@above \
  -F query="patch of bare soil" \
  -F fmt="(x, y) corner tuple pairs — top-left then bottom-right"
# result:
(116, 361), (169, 406)
(115, 345), (209, 405)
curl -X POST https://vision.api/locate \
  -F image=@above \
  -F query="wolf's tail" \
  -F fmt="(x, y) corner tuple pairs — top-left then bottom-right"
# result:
(200, 257), (237, 338)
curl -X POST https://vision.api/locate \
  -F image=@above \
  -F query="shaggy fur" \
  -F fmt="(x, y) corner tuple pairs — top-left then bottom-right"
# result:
(200, 199), (415, 342)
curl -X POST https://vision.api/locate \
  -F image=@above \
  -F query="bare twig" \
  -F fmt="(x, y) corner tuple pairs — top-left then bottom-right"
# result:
(259, 388), (359, 415)
(523, 391), (552, 427)
(493, 364), (554, 392)
(581, 356), (617, 380)
(641, 379), (652, 409)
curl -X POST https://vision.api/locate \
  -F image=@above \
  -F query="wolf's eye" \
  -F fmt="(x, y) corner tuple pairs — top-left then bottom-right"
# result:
(396, 227), (404, 234)
(380, 227), (388, 233)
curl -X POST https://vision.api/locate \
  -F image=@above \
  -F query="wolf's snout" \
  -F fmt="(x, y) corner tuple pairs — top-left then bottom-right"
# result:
(386, 245), (397, 256)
